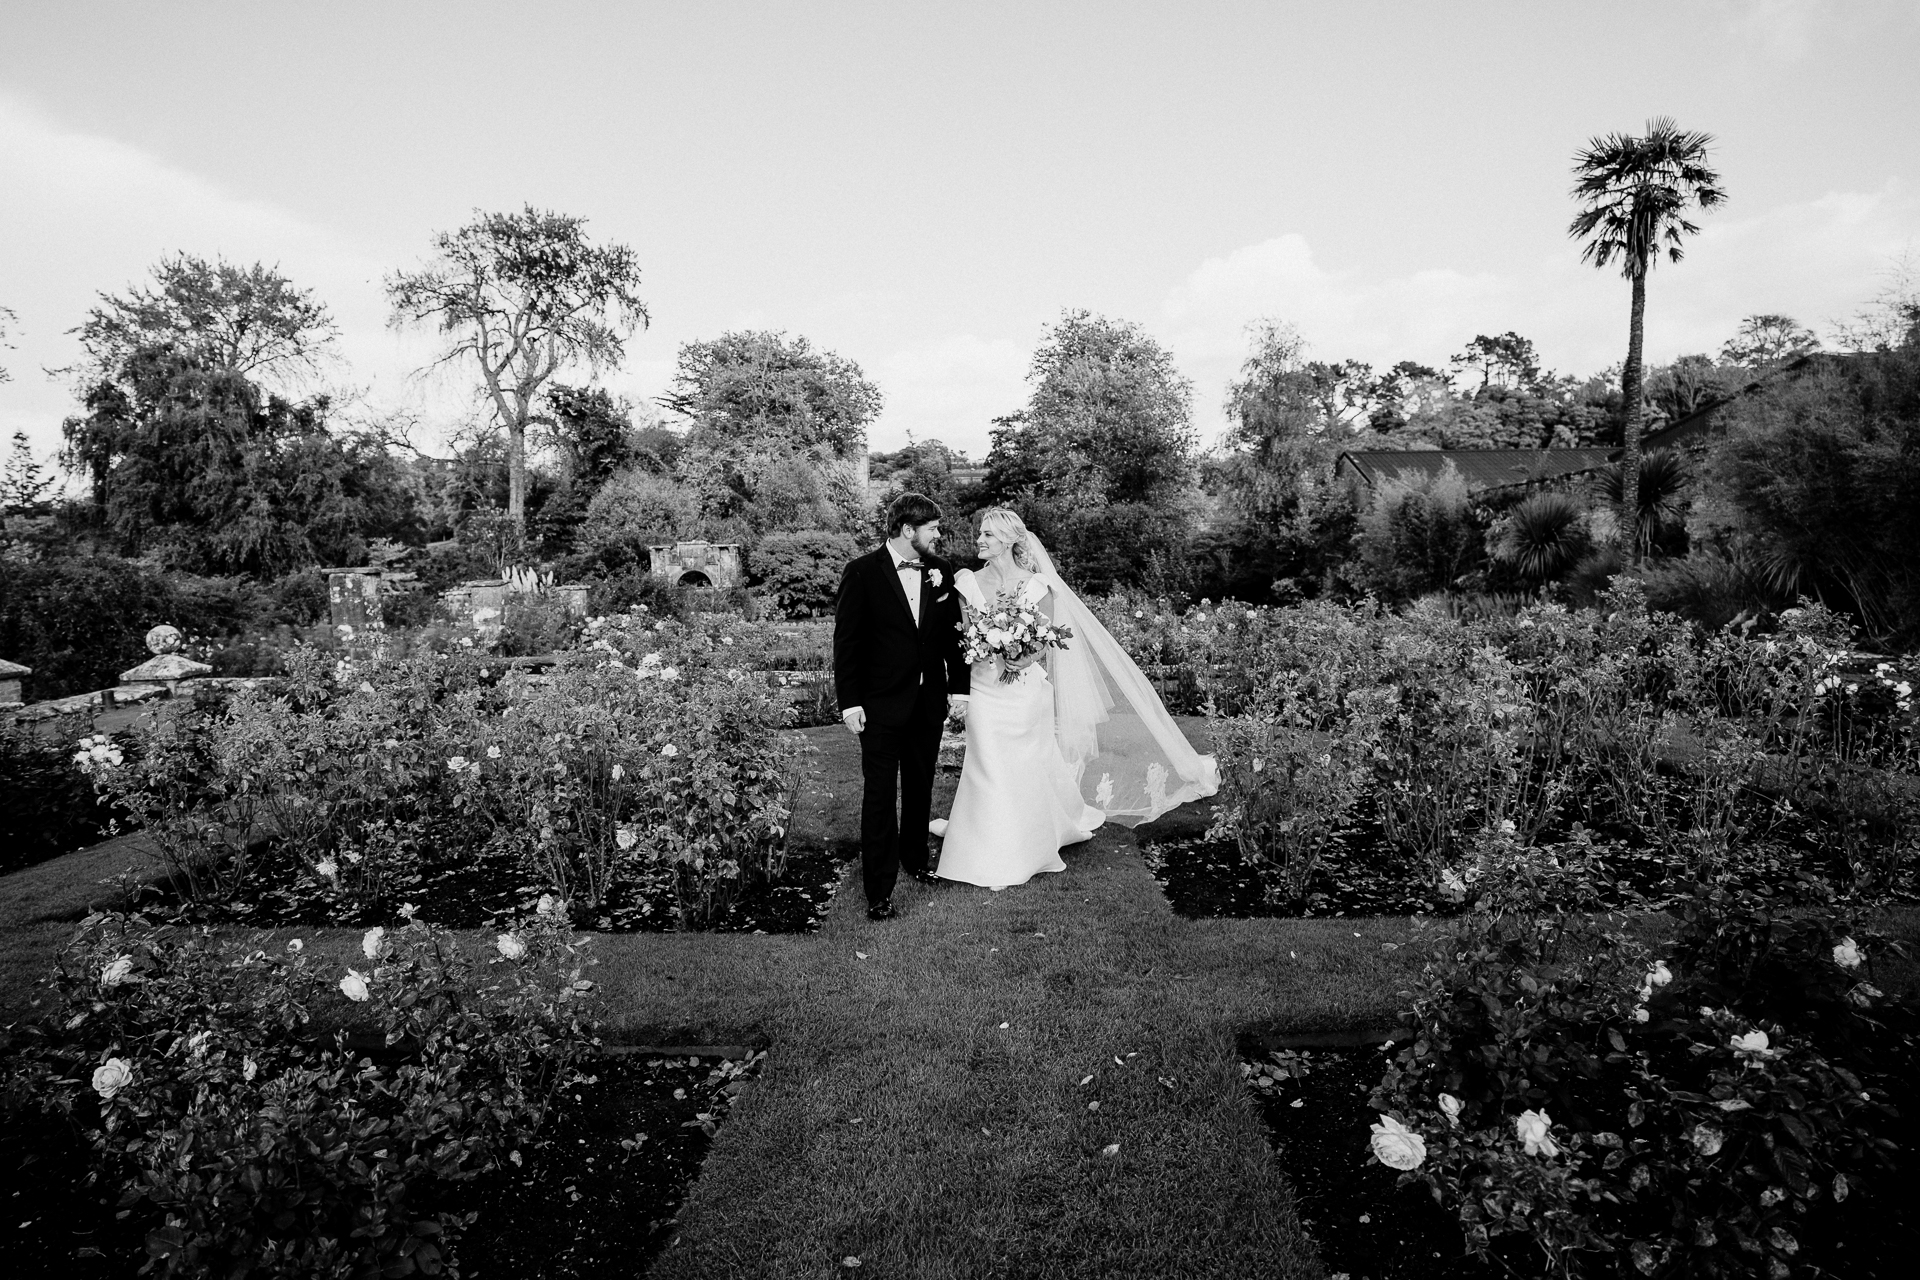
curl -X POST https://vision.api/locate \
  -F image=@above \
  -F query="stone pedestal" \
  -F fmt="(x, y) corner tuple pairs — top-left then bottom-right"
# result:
(0, 657), (28, 707)
(327, 569), (386, 657)
(120, 652), (213, 696)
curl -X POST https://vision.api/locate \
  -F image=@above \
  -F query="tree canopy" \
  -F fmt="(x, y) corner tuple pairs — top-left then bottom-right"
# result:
(665, 330), (881, 460)
(73, 254), (336, 387)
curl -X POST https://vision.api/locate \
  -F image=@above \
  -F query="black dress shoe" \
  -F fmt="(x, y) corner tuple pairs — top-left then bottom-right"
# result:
(866, 899), (897, 921)
(905, 868), (940, 886)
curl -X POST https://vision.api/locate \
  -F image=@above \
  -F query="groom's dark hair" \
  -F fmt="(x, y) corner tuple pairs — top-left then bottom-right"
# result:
(887, 492), (942, 537)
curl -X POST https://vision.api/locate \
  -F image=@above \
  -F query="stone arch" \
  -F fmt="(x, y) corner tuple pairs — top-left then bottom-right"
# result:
(677, 570), (713, 589)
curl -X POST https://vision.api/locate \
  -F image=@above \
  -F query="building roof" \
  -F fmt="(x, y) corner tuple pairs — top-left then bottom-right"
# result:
(1336, 448), (1618, 493)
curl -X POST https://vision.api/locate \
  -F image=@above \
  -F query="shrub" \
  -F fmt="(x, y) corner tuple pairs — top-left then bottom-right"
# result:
(1349, 461), (1486, 603)
(749, 529), (860, 617)
(576, 467), (700, 554)
(1369, 867), (1907, 1278)
(1206, 691), (1385, 905)
(2, 728), (132, 871)
(2, 906), (596, 1279)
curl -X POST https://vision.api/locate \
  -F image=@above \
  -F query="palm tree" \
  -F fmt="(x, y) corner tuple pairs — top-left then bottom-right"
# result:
(1569, 118), (1725, 555)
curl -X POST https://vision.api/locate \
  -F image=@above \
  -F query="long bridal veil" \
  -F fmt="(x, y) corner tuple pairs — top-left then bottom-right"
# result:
(1024, 533), (1219, 826)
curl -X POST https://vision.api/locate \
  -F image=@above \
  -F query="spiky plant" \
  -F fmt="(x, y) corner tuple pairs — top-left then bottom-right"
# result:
(1490, 491), (1592, 585)
(1595, 447), (1689, 556)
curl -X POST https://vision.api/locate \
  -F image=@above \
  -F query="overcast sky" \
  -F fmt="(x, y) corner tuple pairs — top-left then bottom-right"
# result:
(3, 0), (1916, 468)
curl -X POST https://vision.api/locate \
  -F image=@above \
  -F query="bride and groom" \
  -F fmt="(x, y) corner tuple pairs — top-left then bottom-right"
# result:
(831, 493), (1218, 922)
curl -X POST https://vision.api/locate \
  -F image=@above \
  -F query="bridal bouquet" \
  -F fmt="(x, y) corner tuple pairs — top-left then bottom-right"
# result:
(959, 591), (1074, 684)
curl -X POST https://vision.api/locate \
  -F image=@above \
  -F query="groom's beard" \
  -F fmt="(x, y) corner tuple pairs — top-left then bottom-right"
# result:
(909, 531), (938, 559)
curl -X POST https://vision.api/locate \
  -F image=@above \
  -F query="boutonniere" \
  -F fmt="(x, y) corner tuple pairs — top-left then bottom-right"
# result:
(929, 568), (944, 588)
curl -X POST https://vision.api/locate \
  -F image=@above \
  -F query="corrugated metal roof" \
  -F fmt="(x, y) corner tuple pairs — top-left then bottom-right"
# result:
(1336, 449), (1617, 492)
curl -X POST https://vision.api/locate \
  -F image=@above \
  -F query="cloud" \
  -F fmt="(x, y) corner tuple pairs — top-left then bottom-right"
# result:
(1720, 0), (1829, 59)
(1158, 183), (1918, 440)
(0, 93), (444, 454)
(867, 333), (1028, 458)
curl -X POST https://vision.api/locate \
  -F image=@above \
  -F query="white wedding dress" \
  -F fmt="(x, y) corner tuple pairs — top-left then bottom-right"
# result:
(933, 556), (1219, 889)
(933, 571), (1103, 888)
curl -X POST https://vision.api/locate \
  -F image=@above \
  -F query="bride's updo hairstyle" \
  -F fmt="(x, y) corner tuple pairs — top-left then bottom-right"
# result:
(976, 507), (1038, 570)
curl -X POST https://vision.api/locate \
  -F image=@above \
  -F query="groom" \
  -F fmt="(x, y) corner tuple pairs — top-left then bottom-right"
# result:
(832, 492), (970, 921)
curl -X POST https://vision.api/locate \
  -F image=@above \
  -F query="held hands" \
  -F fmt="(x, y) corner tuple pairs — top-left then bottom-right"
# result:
(947, 696), (968, 727)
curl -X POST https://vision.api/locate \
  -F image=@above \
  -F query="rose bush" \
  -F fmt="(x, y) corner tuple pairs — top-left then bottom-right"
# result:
(1, 907), (596, 1279)
(1367, 862), (1909, 1278)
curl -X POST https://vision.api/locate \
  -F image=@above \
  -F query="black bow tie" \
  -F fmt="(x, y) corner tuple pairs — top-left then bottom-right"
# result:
(897, 559), (926, 571)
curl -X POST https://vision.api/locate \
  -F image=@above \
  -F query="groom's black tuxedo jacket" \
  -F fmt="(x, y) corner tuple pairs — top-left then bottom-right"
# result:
(832, 548), (971, 728)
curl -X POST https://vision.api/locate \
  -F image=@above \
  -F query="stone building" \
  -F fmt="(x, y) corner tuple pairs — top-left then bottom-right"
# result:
(648, 541), (742, 590)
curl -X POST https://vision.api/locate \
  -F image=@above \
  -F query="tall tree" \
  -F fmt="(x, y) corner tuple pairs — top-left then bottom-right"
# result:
(1569, 117), (1726, 550)
(1017, 309), (1196, 504)
(387, 206), (648, 526)
(72, 254), (336, 386)
(1719, 314), (1819, 371)
(667, 330), (881, 530)
(1451, 332), (1545, 391)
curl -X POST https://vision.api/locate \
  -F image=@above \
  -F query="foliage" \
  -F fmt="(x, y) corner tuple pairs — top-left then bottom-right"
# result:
(751, 529), (861, 617)
(1, 728), (131, 871)
(1702, 346), (1920, 646)
(986, 309), (1197, 508)
(1349, 460), (1485, 602)
(70, 253), (337, 386)
(2, 907), (595, 1279)
(387, 205), (648, 522)
(82, 620), (808, 928)
(1721, 314), (1820, 372)
(1370, 865), (1908, 1278)
(665, 330), (881, 461)
(1488, 490), (1595, 586)
(1593, 448), (1690, 558)
(61, 347), (418, 575)
(1206, 691), (1385, 905)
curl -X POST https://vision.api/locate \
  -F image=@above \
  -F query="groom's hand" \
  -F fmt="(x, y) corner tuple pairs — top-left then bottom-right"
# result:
(947, 696), (967, 726)
(842, 706), (867, 735)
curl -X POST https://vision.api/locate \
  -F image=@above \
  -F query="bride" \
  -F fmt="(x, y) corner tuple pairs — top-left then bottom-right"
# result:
(932, 507), (1219, 890)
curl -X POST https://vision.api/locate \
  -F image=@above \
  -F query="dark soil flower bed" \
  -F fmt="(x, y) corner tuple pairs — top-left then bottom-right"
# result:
(1146, 803), (1869, 920)
(2, 1050), (758, 1279)
(165, 840), (857, 934)
(1239, 1040), (1497, 1279)
(1240, 1039), (1915, 1279)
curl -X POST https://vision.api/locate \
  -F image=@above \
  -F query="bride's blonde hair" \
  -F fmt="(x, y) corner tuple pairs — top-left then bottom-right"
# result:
(975, 507), (1037, 570)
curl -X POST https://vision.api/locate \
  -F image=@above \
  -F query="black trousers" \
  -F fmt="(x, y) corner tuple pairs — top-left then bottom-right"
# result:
(858, 684), (947, 904)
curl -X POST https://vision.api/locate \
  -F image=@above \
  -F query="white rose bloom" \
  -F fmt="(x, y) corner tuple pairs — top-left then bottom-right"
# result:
(496, 933), (527, 960)
(100, 956), (135, 987)
(1729, 1030), (1771, 1057)
(487, 745), (502, 759)
(92, 1057), (134, 1101)
(1689, 1124), (1725, 1156)
(339, 970), (371, 1002)
(611, 763), (625, 781)
(361, 927), (385, 960)
(1832, 938), (1863, 969)
(242, 1057), (258, 1082)
(661, 743), (680, 757)
(615, 825), (639, 851)
(286, 938), (304, 952)
(1515, 1109), (1558, 1157)
(1437, 1093), (1462, 1126)
(1634, 1007), (1650, 1023)
(1369, 1114), (1426, 1170)
(1649, 961), (1673, 987)
(314, 859), (338, 879)
(447, 756), (469, 772)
